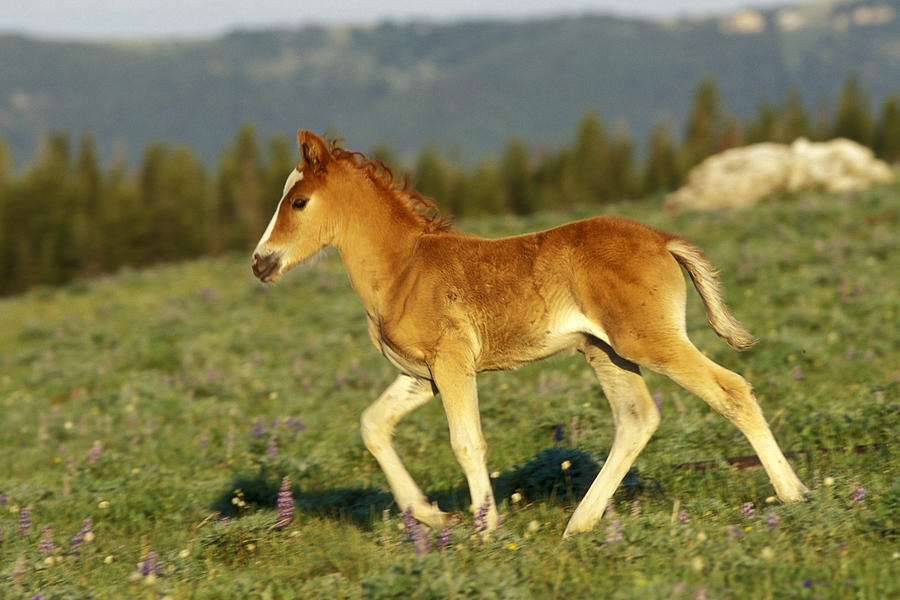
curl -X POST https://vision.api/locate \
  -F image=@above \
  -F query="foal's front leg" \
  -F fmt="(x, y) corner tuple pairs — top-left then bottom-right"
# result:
(432, 359), (500, 532)
(360, 374), (450, 528)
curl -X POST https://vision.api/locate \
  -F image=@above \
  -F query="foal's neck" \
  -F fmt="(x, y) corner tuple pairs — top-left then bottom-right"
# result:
(333, 184), (425, 317)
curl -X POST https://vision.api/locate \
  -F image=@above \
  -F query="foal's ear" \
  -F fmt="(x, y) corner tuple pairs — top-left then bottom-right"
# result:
(298, 130), (330, 174)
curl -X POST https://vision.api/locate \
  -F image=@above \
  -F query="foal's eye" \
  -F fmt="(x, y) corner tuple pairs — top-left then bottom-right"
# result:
(291, 197), (309, 211)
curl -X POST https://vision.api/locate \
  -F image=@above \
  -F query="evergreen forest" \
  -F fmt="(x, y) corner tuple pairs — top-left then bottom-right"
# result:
(1, 75), (898, 295)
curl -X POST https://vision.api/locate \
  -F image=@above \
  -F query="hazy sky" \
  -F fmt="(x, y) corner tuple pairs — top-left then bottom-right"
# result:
(1, 0), (807, 40)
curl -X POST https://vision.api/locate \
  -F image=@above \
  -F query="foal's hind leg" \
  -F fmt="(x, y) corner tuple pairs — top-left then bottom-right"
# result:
(361, 374), (451, 528)
(564, 340), (660, 537)
(650, 339), (809, 502)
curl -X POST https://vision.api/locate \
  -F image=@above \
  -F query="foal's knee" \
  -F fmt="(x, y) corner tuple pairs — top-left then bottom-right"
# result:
(448, 430), (487, 465)
(614, 394), (661, 435)
(711, 370), (764, 424)
(360, 406), (390, 454)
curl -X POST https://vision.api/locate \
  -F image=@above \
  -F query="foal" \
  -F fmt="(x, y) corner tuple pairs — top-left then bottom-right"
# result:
(252, 131), (808, 537)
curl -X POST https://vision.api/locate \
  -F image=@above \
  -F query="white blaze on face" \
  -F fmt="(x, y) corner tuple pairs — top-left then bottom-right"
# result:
(257, 168), (304, 247)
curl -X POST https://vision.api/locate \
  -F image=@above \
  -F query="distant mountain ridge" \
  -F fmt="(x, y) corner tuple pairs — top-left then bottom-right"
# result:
(1, 0), (899, 166)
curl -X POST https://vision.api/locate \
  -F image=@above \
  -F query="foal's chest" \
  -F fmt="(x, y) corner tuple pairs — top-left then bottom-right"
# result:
(366, 315), (432, 379)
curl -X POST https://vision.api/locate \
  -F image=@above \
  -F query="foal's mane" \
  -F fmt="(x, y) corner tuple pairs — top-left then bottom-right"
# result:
(328, 140), (453, 234)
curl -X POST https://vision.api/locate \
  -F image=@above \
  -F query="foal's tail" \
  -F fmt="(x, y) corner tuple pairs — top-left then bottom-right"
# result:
(667, 238), (758, 351)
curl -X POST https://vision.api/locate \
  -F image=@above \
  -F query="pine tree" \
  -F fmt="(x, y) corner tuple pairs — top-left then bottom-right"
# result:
(810, 100), (832, 141)
(683, 78), (722, 167)
(456, 158), (506, 216)
(215, 124), (264, 252)
(262, 134), (297, 208)
(606, 126), (637, 199)
(717, 115), (743, 151)
(643, 122), (681, 193)
(135, 143), (169, 264)
(572, 111), (609, 202)
(500, 137), (535, 215)
(73, 134), (103, 275)
(0, 137), (11, 188)
(414, 146), (451, 207)
(744, 100), (780, 144)
(100, 156), (139, 272)
(783, 89), (810, 142)
(7, 133), (76, 288)
(0, 139), (10, 283)
(833, 72), (873, 145)
(874, 95), (900, 162)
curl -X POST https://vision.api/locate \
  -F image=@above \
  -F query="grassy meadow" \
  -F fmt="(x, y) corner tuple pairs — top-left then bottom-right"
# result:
(1, 185), (898, 599)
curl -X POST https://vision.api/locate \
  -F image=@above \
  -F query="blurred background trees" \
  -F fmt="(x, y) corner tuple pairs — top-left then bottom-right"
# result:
(1, 73), (898, 295)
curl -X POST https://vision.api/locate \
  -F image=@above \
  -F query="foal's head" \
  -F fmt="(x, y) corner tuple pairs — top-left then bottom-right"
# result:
(251, 131), (344, 283)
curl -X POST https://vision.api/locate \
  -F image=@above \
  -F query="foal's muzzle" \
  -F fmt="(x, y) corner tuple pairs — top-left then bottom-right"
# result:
(252, 252), (281, 282)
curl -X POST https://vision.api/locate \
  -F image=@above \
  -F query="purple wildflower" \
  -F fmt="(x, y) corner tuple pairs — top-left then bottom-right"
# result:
(604, 519), (623, 545)
(553, 423), (564, 443)
(850, 483), (867, 505)
(803, 579), (814, 588)
(38, 525), (58, 554)
(288, 416), (307, 435)
(401, 507), (418, 542)
(11, 555), (25, 584)
(652, 390), (663, 412)
(266, 435), (279, 456)
(400, 506), (432, 555)
(474, 495), (491, 538)
(18, 507), (31, 537)
(138, 549), (162, 578)
(0, 494), (7, 506)
(765, 513), (779, 528)
(792, 365), (805, 381)
(413, 525), (431, 557)
(398, 505), (432, 556)
(31, 594), (44, 600)
(438, 527), (452, 552)
(726, 524), (741, 539)
(87, 440), (102, 463)
(741, 502), (755, 520)
(274, 477), (293, 529)
(70, 518), (93, 551)
(569, 417), (582, 444)
(251, 418), (266, 438)
(677, 510), (689, 524)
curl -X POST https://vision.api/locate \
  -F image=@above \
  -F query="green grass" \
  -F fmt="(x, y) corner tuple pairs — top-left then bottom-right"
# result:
(1, 186), (899, 599)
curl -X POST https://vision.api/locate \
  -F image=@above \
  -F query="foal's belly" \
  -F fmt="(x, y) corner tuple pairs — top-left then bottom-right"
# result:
(474, 308), (608, 371)
(381, 338), (433, 379)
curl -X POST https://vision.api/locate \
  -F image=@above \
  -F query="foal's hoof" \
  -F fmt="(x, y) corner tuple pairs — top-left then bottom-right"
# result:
(777, 482), (811, 503)
(443, 512), (464, 527)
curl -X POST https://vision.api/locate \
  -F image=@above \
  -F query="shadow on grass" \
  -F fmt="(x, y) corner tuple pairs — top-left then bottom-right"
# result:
(210, 446), (646, 528)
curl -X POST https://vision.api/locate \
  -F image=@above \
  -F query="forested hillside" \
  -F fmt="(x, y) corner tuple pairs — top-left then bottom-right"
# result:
(1, 72), (898, 295)
(2, 0), (900, 165)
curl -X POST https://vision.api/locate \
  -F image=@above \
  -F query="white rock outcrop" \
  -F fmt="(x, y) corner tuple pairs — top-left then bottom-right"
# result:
(665, 138), (894, 211)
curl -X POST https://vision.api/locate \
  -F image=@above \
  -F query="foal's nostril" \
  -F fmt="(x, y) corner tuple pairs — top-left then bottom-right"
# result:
(251, 251), (281, 281)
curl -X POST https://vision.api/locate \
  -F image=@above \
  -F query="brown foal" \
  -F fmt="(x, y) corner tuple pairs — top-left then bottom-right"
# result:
(252, 131), (808, 537)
